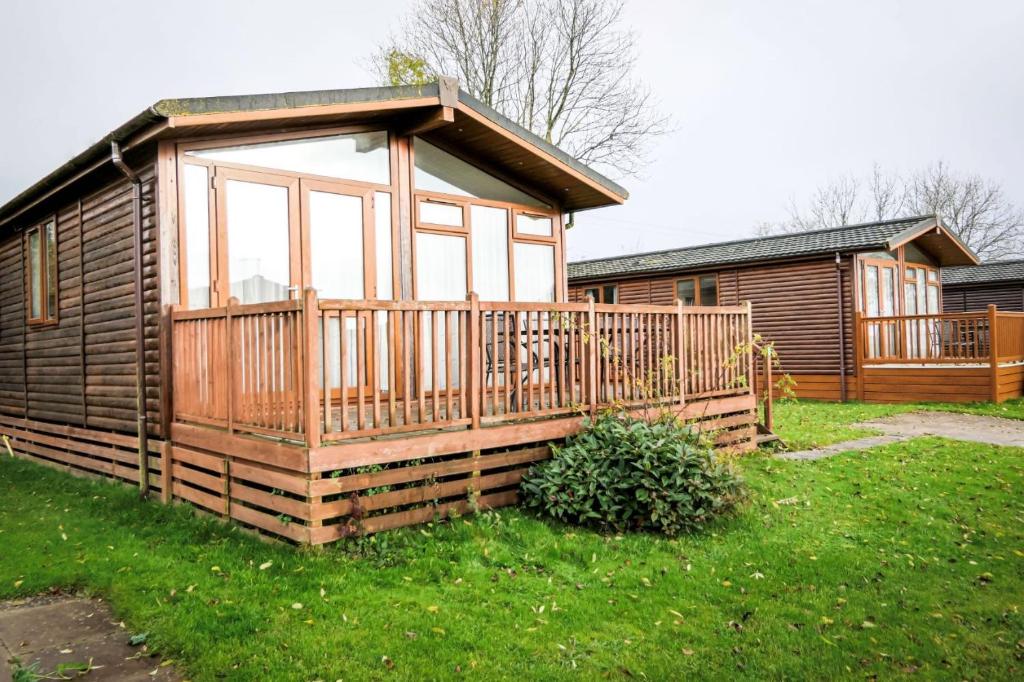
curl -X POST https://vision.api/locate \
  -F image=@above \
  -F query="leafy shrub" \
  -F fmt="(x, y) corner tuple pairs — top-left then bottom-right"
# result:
(520, 412), (745, 535)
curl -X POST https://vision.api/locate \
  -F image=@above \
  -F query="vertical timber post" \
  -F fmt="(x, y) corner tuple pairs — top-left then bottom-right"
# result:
(303, 288), (321, 449)
(586, 295), (598, 417)
(762, 340), (774, 433)
(468, 292), (481, 431)
(853, 311), (865, 401)
(989, 304), (1000, 403)
(675, 299), (686, 405)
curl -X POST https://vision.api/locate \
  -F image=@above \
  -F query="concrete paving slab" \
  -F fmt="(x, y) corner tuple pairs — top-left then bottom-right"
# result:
(858, 411), (1024, 447)
(0, 596), (179, 681)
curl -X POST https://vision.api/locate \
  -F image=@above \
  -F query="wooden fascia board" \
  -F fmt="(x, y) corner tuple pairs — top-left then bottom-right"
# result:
(164, 96), (443, 129)
(454, 101), (626, 207)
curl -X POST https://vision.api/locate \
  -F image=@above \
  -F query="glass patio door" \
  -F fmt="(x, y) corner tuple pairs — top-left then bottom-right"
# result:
(862, 260), (899, 359)
(214, 167), (301, 306)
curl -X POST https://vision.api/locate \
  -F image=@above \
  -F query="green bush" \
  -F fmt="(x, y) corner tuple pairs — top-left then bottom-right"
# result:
(520, 412), (745, 535)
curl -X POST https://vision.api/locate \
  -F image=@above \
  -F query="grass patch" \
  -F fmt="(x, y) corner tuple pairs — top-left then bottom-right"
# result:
(772, 397), (1024, 450)
(2, 430), (1023, 680)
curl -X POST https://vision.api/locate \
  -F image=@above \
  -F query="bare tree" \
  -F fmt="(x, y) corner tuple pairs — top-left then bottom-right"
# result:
(371, 0), (669, 177)
(757, 162), (1024, 259)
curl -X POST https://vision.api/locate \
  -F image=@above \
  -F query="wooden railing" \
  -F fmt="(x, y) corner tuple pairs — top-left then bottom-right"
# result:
(171, 298), (307, 440)
(172, 291), (754, 446)
(856, 306), (1024, 365)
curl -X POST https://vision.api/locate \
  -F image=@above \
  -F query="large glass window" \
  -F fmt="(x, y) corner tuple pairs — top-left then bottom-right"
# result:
(225, 179), (292, 304)
(515, 212), (553, 237)
(471, 205), (509, 301)
(374, 192), (393, 300)
(26, 219), (57, 323)
(414, 138), (547, 208)
(309, 190), (364, 299)
(416, 233), (467, 300)
(187, 131), (389, 185)
(183, 164), (211, 309)
(513, 242), (555, 302)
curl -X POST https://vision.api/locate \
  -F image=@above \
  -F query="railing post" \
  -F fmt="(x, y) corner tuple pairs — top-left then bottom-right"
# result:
(853, 311), (865, 401)
(225, 297), (237, 434)
(586, 295), (598, 417)
(468, 292), (481, 429)
(675, 299), (686, 405)
(303, 288), (321, 449)
(762, 345), (774, 433)
(989, 304), (1000, 403)
(744, 300), (754, 398)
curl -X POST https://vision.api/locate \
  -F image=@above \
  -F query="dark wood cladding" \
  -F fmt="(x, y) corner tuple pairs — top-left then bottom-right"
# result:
(943, 283), (1024, 313)
(0, 160), (162, 437)
(571, 256), (856, 394)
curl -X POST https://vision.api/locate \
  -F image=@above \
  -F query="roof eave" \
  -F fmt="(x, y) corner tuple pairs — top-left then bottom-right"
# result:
(885, 216), (980, 266)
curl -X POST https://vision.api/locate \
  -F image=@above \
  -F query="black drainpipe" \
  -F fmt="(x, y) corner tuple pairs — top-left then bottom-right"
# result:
(111, 142), (150, 498)
(835, 252), (847, 402)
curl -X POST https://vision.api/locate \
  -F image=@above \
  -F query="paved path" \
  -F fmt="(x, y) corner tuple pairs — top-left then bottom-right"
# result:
(0, 596), (178, 682)
(777, 411), (1024, 461)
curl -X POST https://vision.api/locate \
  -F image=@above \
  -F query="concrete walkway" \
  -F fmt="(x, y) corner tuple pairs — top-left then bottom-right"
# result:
(777, 411), (1024, 461)
(0, 596), (178, 682)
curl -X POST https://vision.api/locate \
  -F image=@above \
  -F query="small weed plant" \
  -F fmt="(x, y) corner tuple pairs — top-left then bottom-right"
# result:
(520, 411), (745, 536)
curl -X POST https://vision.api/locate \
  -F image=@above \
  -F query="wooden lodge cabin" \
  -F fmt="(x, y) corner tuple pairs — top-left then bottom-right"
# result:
(570, 216), (1024, 404)
(0, 79), (758, 543)
(943, 260), (1024, 313)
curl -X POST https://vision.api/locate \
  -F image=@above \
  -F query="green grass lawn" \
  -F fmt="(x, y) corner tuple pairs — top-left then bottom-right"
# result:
(773, 397), (1024, 450)
(2, 404), (1023, 680)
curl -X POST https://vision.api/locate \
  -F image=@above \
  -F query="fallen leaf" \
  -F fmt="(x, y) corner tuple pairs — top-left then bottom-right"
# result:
(259, 561), (273, 571)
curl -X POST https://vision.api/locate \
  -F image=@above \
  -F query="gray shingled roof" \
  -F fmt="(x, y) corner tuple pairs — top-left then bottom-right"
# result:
(569, 216), (935, 281)
(943, 260), (1024, 286)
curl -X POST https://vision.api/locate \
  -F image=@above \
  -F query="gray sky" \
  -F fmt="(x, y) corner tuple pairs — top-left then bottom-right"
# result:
(2, 0), (1022, 262)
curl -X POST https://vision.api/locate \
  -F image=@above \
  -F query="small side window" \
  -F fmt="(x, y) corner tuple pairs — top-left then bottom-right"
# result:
(26, 219), (58, 324)
(676, 278), (696, 305)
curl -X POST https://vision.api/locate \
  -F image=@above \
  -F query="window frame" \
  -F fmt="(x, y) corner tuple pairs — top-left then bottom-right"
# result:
(25, 217), (59, 325)
(582, 284), (618, 303)
(675, 274), (718, 306)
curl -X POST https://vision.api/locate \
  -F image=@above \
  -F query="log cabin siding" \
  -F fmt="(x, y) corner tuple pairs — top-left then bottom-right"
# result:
(570, 255), (857, 399)
(943, 283), (1024, 313)
(0, 161), (162, 437)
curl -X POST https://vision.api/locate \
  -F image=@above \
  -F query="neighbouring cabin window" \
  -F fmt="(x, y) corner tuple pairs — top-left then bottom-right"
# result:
(470, 205), (510, 301)
(186, 131), (390, 185)
(582, 285), (617, 303)
(416, 232), (467, 299)
(413, 137), (548, 208)
(514, 242), (555, 302)
(309, 190), (365, 299)
(676, 274), (718, 306)
(26, 219), (58, 323)
(225, 179), (292, 304)
(183, 164), (211, 309)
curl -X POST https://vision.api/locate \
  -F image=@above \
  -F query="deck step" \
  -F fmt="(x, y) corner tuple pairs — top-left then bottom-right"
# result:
(756, 433), (781, 445)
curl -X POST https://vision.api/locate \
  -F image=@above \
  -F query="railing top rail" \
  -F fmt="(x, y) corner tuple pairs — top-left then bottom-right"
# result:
(859, 312), (990, 323)
(172, 298), (302, 321)
(594, 302), (749, 315)
(479, 301), (590, 313)
(319, 298), (472, 312)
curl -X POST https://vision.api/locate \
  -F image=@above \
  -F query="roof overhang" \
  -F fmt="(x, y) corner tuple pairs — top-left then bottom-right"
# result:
(886, 216), (979, 266)
(0, 79), (626, 228)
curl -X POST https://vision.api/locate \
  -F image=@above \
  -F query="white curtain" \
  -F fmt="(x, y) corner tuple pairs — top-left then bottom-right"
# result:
(471, 205), (509, 301)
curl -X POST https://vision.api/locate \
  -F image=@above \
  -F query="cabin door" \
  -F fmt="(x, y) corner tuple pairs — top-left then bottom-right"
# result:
(861, 260), (899, 358)
(299, 179), (379, 404)
(213, 167), (302, 306)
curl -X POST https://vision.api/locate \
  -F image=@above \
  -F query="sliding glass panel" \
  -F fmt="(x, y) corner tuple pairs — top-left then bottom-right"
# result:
(183, 164), (211, 308)
(188, 131), (389, 184)
(416, 232), (466, 299)
(470, 205), (509, 301)
(514, 242), (555, 302)
(699, 275), (717, 305)
(44, 221), (57, 318)
(676, 279), (695, 306)
(419, 200), (463, 227)
(374, 192), (393, 300)
(309, 190), (364, 299)
(516, 213), (552, 236)
(414, 138), (548, 208)
(225, 180), (291, 304)
(28, 229), (41, 319)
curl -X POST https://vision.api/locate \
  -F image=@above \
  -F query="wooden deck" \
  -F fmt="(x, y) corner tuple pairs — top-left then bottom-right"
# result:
(854, 306), (1024, 403)
(152, 292), (758, 542)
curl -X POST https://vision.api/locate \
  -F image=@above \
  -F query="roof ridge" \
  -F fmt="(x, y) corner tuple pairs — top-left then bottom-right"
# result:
(569, 215), (932, 266)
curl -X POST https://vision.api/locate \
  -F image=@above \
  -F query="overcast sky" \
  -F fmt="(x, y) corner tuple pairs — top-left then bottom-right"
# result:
(2, 0), (1022, 262)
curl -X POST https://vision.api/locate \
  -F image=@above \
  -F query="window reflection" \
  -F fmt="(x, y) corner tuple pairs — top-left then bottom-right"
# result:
(414, 138), (547, 208)
(225, 180), (291, 304)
